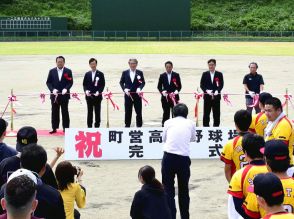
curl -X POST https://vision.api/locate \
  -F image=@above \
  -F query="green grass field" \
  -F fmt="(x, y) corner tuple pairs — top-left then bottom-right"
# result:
(0, 41), (293, 56)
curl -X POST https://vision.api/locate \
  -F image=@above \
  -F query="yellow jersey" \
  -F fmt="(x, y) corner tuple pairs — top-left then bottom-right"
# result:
(220, 135), (248, 176)
(59, 183), (86, 219)
(249, 112), (267, 137)
(243, 177), (294, 219)
(228, 161), (268, 199)
(265, 116), (294, 165)
(263, 212), (294, 219)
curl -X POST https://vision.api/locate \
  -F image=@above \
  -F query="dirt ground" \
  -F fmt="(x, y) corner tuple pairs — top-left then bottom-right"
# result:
(0, 54), (293, 219)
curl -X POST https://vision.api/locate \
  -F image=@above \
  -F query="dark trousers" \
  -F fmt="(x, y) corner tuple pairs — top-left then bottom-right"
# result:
(74, 209), (80, 219)
(51, 98), (69, 130)
(162, 152), (191, 219)
(124, 94), (142, 127)
(161, 97), (174, 127)
(203, 97), (220, 127)
(246, 98), (261, 114)
(86, 96), (102, 128)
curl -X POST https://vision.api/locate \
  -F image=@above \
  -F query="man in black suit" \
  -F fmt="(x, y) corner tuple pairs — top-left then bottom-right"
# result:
(200, 59), (224, 127)
(83, 58), (105, 128)
(119, 58), (145, 127)
(157, 61), (182, 126)
(46, 56), (73, 134)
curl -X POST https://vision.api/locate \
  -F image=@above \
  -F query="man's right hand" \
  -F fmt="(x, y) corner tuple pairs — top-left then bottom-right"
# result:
(53, 89), (58, 95)
(124, 88), (130, 96)
(162, 90), (168, 97)
(85, 90), (91, 96)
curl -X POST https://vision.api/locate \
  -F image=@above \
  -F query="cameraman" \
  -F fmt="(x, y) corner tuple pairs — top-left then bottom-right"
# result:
(55, 161), (86, 219)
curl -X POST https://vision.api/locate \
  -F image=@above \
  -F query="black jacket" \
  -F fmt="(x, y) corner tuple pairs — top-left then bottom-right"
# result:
(0, 156), (58, 189)
(46, 67), (73, 100)
(82, 70), (105, 95)
(130, 184), (171, 219)
(157, 72), (182, 101)
(200, 70), (224, 100)
(119, 69), (145, 93)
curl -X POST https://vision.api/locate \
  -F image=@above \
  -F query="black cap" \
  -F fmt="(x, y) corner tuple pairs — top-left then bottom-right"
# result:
(260, 140), (289, 161)
(0, 118), (8, 137)
(16, 126), (37, 152)
(259, 92), (272, 105)
(253, 173), (284, 204)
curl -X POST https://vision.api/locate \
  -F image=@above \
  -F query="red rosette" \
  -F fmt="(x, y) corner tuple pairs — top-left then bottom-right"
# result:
(172, 78), (178, 88)
(214, 77), (219, 87)
(63, 73), (72, 81)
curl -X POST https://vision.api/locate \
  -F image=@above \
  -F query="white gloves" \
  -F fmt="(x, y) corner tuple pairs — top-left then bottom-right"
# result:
(206, 89), (213, 95)
(85, 90), (91, 96)
(124, 88), (130, 95)
(174, 90), (179, 95)
(94, 91), (99, 96)
(162, 90), (168, 97)
(136, 88), (141, 94)
(52, 89), (58, 95)
(249, 91), (255, 98)
(214, 90), (219, 96)
(62, 89), (67, 95)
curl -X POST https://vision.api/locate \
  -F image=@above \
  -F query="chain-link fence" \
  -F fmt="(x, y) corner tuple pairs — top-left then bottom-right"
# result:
(1, 30), (294, 41)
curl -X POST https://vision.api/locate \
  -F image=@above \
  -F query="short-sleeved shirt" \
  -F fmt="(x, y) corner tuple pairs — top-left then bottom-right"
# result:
(228, 160), (268, 199)
(249, 112), (268, 137)
(263, 212), (294, 219)
(220, 135), (248, 176)
(265, 116), (294, 165)
(0, 143), (17, 163)
(243, 73), (264, 98)
(243, 177), (294, 219)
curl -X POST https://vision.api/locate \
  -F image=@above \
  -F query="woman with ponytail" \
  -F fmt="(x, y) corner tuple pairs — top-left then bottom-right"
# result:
(130, 165), (171, 219)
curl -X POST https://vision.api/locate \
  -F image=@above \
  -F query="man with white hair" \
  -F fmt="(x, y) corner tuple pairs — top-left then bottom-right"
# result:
(119, 58), (145, 127)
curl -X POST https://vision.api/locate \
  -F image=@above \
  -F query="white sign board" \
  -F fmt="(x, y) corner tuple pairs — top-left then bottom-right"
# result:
(64, 127), (237, 160)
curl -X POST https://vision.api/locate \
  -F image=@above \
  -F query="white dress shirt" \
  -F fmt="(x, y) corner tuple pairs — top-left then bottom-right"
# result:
(162, 116), (196, 156)
(57, 67), (64, 81)
(210, 71), (215, 83)
(130, 69), (136, 83)
(92, 71), (96, 82)
(166, 72), (172, 84)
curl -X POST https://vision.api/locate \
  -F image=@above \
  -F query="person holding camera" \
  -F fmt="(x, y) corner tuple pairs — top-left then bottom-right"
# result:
(55, 161), (86, 219)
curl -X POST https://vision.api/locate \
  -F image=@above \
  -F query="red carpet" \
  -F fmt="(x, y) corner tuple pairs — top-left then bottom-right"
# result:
(5, 129), (64, 137)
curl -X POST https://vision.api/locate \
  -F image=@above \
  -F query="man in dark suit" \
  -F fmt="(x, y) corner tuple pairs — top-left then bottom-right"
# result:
(200, 59), (224, 127)
(157, 61), (182, 127)
(119, 58), (145, 127)
(46, 56), (73, 134)
(83, 58), (105, 128)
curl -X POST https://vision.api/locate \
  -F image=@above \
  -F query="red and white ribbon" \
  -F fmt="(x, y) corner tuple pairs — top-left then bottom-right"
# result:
(104, 92), (119, 110)
(283, 94), (294, 109)
(8, 95), (17, 102)
(223, 94), (233, 106)
(139, 92), (149, 106)
(194, 92), (203, 118)
(168, 92), (177, 106)
(71, 93), (82, 104)
(40, 93), (46, 104)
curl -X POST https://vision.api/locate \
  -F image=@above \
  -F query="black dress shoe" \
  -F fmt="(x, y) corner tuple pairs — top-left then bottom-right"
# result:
(49, 129), (57, 134)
